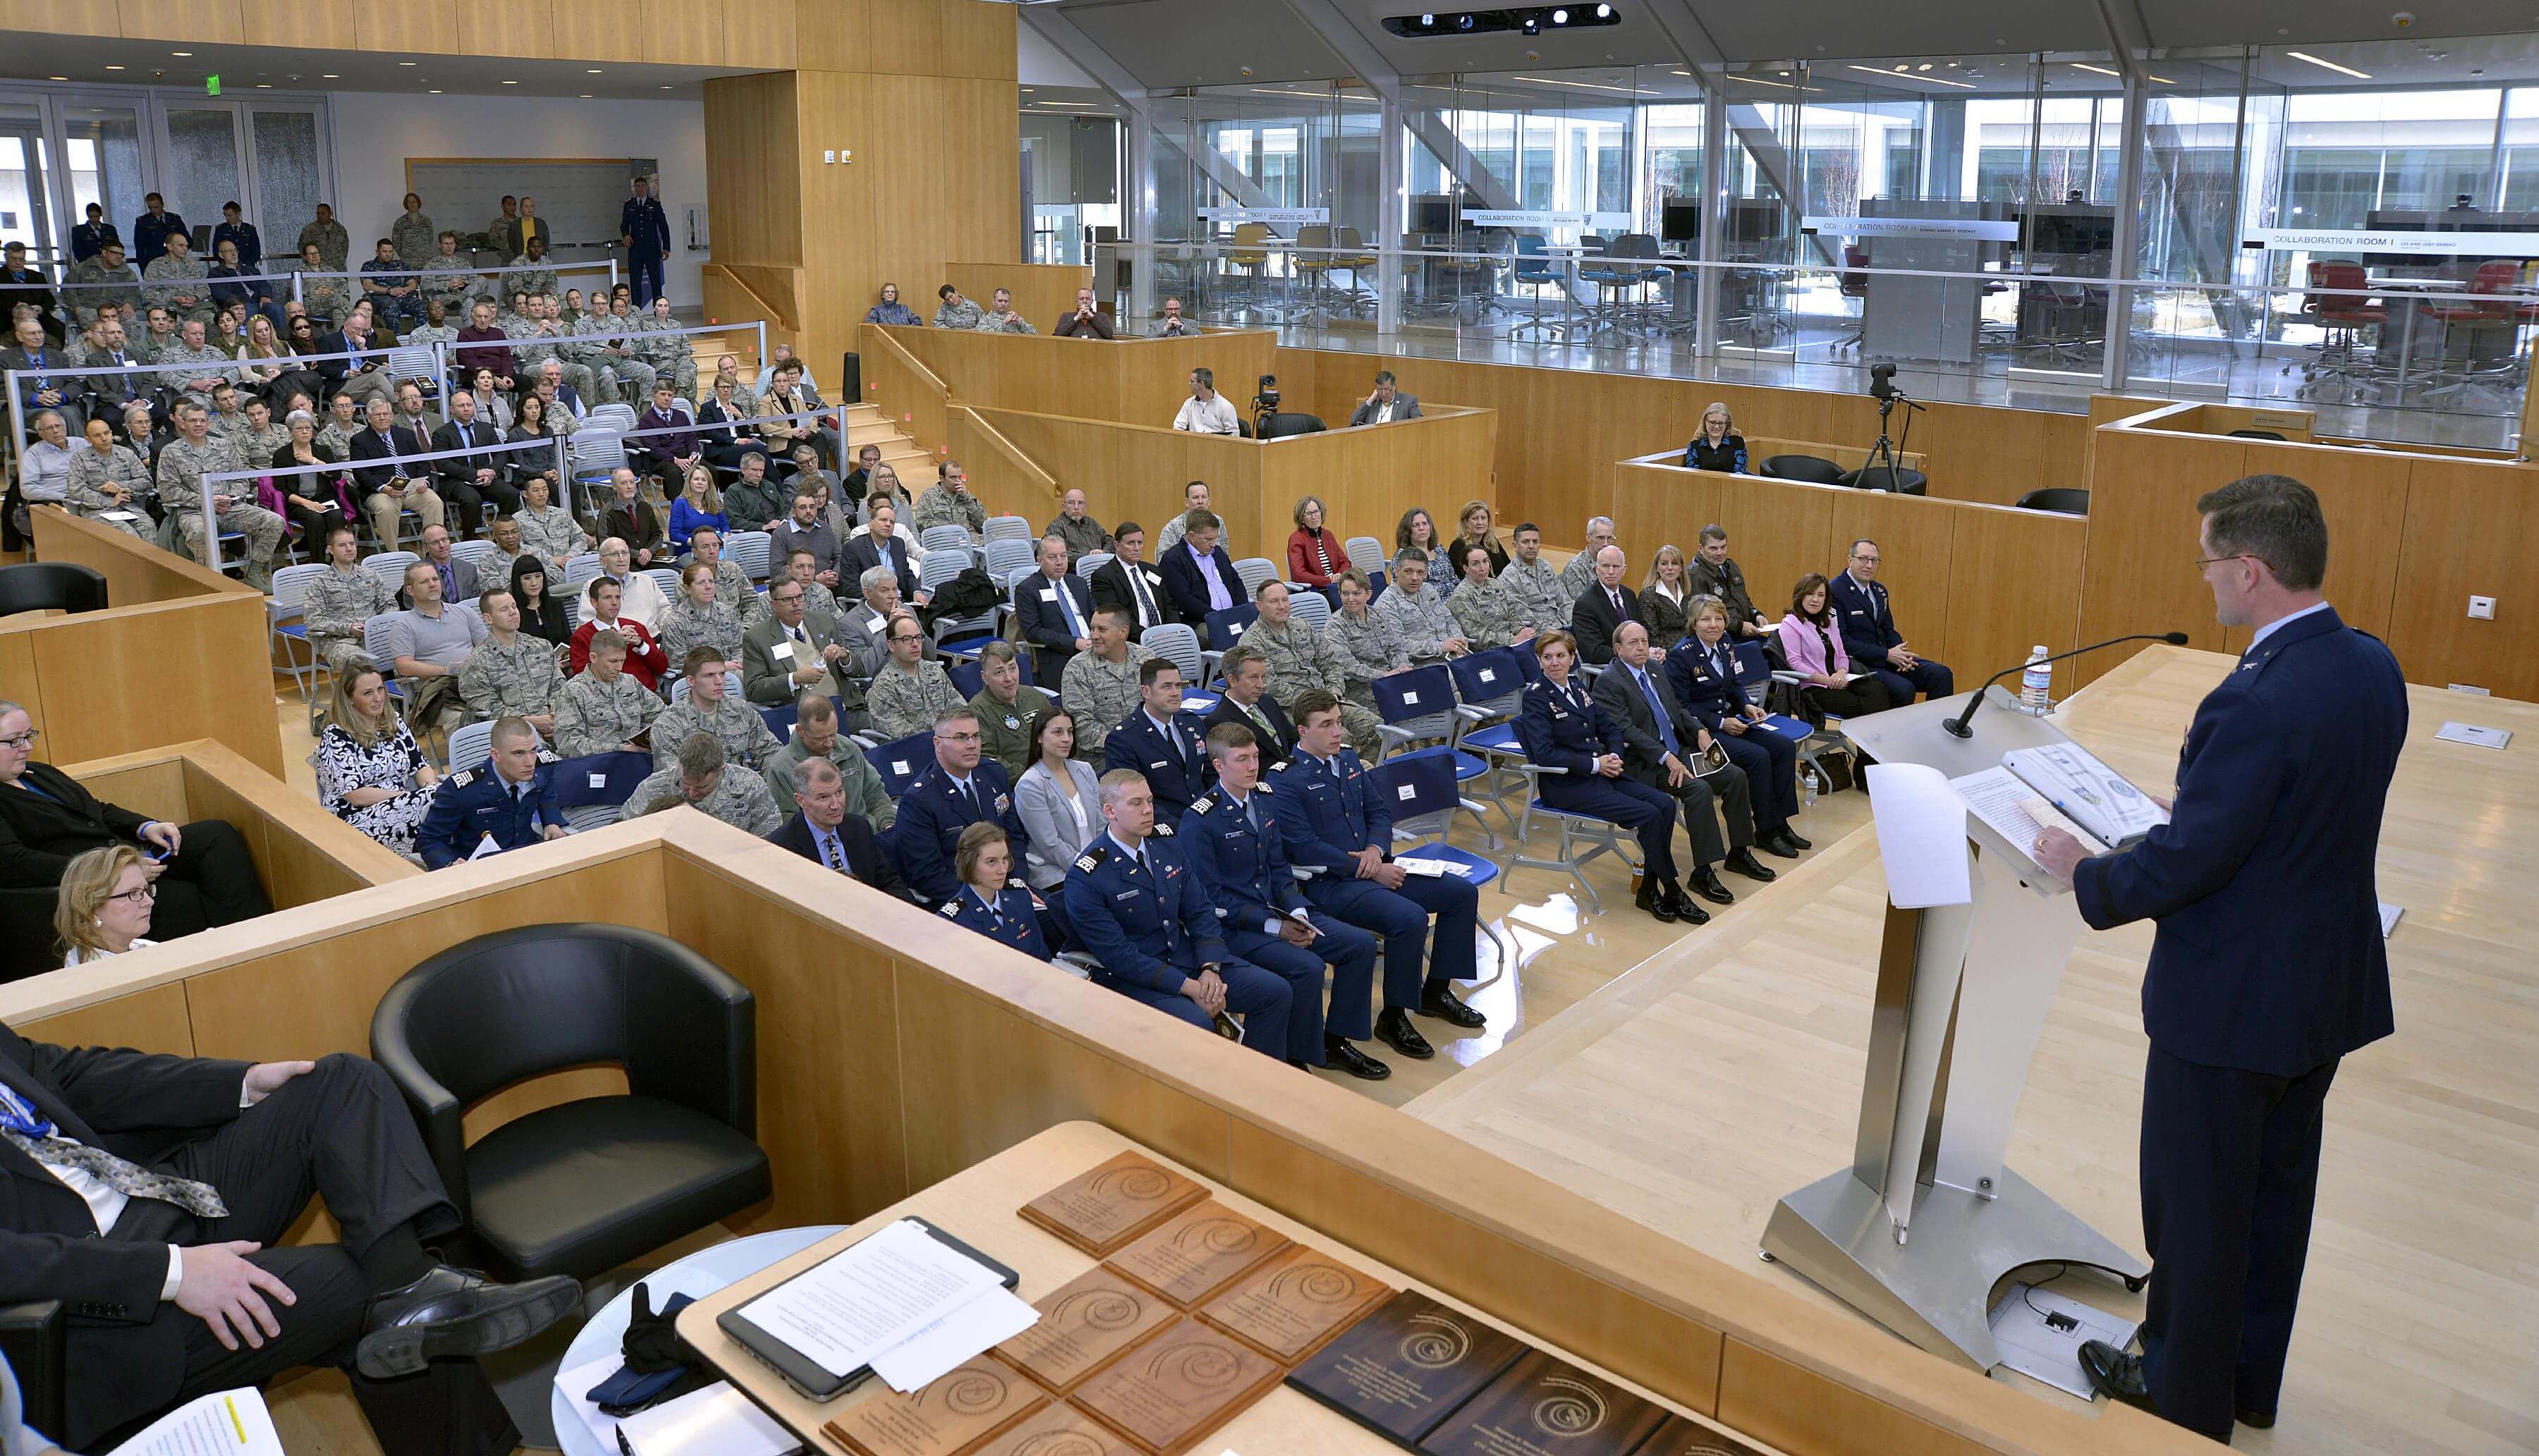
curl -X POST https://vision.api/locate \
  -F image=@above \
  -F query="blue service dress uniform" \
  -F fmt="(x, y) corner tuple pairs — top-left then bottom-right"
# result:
(621, 193), (671, 307)
(1667, 636), (1801, 835)
(1063, 828), (1291, 1059)
(1826, 570), (1953, 706)
(413, 756), (561, 869)
(938, 879), (1052, 961)
(1102, 709), (1215, 826)
(891, 760), (1067, 947)
(2071, 606), (2404, 1439)
(1264, 747), (1478, 1011)
(1179, 784), (1379, 1062)
(1516, 675), (1681, 885)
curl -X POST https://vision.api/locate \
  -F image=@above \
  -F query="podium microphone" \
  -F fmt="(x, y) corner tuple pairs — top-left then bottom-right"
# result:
(1940, 632), (2191, 739)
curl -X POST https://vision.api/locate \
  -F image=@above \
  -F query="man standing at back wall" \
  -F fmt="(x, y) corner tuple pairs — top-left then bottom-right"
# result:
(2033, 474), (2404, 1444)
(621, 173), (671, 310)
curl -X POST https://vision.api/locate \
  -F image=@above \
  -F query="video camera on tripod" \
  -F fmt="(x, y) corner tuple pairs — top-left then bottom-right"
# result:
(1860, 362), (1929, 494)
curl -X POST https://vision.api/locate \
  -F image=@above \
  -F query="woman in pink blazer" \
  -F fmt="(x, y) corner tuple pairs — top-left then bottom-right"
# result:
(1778, 572), (1892, 718)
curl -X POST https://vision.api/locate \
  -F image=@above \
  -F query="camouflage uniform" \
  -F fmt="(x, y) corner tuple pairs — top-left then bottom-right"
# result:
(156, 434), (282, 582)
(391, 212), (438, 269)
(65, 257), (141, 325)
(650, 695), (781, 772)
(554, 671), (663, 757)
(1322, 605), (1412, 708)
(157, 342), (236, 409)
(516, 503), (589, 566)
(1241, 616), (1382, 761)
(658, 598), (745, 669)
(866, 659), (962, 742)
(1498, 555), (1574, 627)
(975, 309), (1036, 336)
(1371, 583), (1464, 662)
(932, 298), (985, 330)
(638, 315), (697, 400)
(970, 685), (1059, 782)
(456, 630), (564, 723)
(1057, 643), (1155, 757)
(577, 310), (655, 403)
(296, 265), (352, 324)
(1448, 573), (1532, 650)
(507, 255), (559, 300)
(142, 256), (213, 324)
(622, 764), (782, 837)
(420, 253), (482, 312)
(63, 446), (153, 540)
(912, 483), (985, 540)
(297, 218), (351, 272)
(1557, 550), (1601, 602)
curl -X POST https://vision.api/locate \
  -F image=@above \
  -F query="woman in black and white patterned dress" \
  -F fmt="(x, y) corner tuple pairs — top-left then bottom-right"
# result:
(314, 667), (441, 858)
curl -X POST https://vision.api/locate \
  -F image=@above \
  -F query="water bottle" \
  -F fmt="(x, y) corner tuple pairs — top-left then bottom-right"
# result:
(2020, 645), (2053, 714)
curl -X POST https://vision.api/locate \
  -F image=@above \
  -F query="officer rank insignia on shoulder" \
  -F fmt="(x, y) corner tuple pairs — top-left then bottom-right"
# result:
(1254, 782), (1272, 795)
(1152, 822), (1176, 836)
(448, 769), (479, 788)
(1269, 761), (1291, 773)
(1186, 795), (1214, 816)
(1076, 846), (1105, 872)
(937, 901), (961, 918)
(535, 749), (561, 763)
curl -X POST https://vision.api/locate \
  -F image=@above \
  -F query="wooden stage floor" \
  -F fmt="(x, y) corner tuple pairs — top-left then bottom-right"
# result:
(1404, 647), (2539, 1455)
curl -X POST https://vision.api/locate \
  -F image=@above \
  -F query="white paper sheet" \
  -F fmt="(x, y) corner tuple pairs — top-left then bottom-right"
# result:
(1950, 767), (2109, 869)
(115, 1388), (284, 1455)
(1865, 762), (1971, 908)
(2379, 900), (2403, 937)
(2435, 721), (2512, 750)
(869, 1284), (1041, 1393)
(557, 1355), (633, 1451)
(736, 1218), (1005, 1379)
(616, 1381), (800, 1456)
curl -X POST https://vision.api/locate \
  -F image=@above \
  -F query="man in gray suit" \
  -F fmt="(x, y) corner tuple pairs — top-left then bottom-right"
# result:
(742, 576), (869, 728)
(1590, 620), (1776, 915)
(1345, 369), (1422, 427)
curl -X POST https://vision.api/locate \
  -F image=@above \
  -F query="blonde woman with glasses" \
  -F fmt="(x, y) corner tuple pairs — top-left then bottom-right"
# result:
(55, 843), (158, 966)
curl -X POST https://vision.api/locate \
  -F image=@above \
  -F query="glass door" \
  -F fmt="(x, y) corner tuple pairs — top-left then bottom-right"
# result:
(0, 99), (56, 263)
(58, 102), (144, 258)
(159, 105), (244, 231)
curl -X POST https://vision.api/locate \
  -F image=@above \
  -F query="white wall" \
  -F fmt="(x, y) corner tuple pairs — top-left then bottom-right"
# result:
(327, 90), (710, 305)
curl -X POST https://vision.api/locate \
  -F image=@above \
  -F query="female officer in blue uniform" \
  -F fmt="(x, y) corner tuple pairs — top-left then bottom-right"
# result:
(1517, 629), (1684, 924)
(1665, 594), (1810, 858)
(937, 821), (1051, 960)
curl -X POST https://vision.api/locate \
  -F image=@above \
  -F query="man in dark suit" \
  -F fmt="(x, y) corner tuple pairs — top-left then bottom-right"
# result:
(841, 500), (920, 603)
(1159, 510), (1241, 625)
(347, 395), (442, 549)
(312, 307), (392, 409)
(0, 1022), (583, 1449)
(1344, 369), (1422, 427)
(1827, 538), (1952, 704)
(0, 706), (268, 939)
(1205, 644), (1297, 761)
(2033, 475), (2405, 1443)
(408, 524), (480, 607)
(1592, 620), (1775, 917)
(1102, 658), (1214, 825)
(430, 388), (517, 527)
(0, 242), (61, 345)
(1013, 533), (1098, 680)
(1089, 521), (1178, 637)
(769, 755), (915, 903)
(1568, 544), (1646, 667)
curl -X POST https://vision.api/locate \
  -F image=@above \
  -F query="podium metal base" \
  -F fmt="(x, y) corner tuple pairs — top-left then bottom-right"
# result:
(1760, 1166), (2149, 1371)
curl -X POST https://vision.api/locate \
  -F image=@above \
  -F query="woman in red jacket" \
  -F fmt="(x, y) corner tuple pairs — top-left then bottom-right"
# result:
(1286, 494), (1352, 588)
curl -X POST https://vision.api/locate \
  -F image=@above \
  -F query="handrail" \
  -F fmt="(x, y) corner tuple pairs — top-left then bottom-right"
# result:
(952, 403), (1061, 504)
(703, 264), (797, 334)
(863, 322), (948, 396)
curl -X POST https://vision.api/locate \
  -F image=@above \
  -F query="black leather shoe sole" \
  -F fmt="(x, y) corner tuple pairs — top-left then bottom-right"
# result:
(355, 1275), (583, 1380)
(1323, 1039), (1392, 1079)
(2076, 1340), (2158, 1417)
(2236, 1407), (2277, 1429)
(1375, 1010), (1435, 1060)
(1420, 989), (1487, 1028)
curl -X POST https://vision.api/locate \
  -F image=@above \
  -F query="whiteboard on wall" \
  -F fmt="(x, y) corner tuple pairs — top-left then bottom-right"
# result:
(404, 159), (660, 250)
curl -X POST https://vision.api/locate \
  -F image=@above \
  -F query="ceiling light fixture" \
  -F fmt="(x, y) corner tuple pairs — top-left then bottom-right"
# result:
(47, 75), (64, 81)
(587, 68), (604, 74)
(2284, 50), (2371, 79)
(1731, 74), (1805, 90)
(502, 80), (519, 85)
(399, 61), (418, 66)
(1848, 63), (1975, 89)
(104, 65), (123, 71)
(429, 89), (443, 94)
(322, 73), (339, 78)
(2071, 62), (2122, 76)
(1508, 73), (1639, 92)
(171, 51), (190, 56)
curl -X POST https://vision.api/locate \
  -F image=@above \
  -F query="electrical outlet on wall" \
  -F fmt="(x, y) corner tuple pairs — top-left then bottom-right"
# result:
(2467, 595), (2495, 620)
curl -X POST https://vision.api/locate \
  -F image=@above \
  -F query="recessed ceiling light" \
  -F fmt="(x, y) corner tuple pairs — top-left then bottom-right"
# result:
(399, 61), (418, 66)
(580, 94), (594, 99)
(104, 64), (123, 71)
(255, 83), (270, 88)
(322, 73), (339, 79)
(659, 85), (673, 90)
(1918, 63), (1932, 71)
(47, 75), (65, 81)
(2284, 50), (2371, 80)
(171, 51), (190, 56)
(502, 80), (518, 85)
(587, 68), (603, 74)
(429, 89), (442, 94)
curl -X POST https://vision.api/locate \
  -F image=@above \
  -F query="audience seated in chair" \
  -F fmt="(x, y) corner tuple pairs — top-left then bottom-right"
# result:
(622, 731), (782, 837)
(1779, 573), (1893, 721)
(315, 667), (443, 861)
(1286, 494), (1351, 589)
(937, 823), (1050, 957)
(52, 844), (160, 967)
(1827, 537), (1953, 705)
(1667, 594), (1810, 859)
(770, 753), (912, 901)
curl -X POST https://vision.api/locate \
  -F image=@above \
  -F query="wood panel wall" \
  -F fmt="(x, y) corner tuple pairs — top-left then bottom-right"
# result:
(0, 816), (2215, 1456)
(881, 325), (1277, 434)
(1614, 463), (2090, 701)
(940, 262), (1095, 339)
(20, 509), (284, 774)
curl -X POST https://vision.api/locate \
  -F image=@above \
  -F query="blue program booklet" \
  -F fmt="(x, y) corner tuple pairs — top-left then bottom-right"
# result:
(1758, 714), (1813, 740)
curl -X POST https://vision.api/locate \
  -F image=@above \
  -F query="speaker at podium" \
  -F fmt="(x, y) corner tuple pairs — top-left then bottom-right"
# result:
(1759, 676), (2158, 1371)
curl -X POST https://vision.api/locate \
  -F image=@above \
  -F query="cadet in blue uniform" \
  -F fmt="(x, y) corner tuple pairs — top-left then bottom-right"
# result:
(415, 716), (564, 869)
(1102, 657), (1214, 824)
(2035, 477), (2405, 1442)
(1827, 539), (1952, 706)
(1180, 723), (1389, 1079)
(619, 174), (671, 309)
(1665, 596), (1810, 857)
(937, 822), (1052, 960)
(1065, 769), (1291, 1059)
(889, 705), (1027, 905)
(1517, 630), (1684, 924)
(1265, 690), (1485, 1063)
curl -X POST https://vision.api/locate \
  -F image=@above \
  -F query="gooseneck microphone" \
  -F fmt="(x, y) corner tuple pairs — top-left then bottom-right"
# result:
(1940, 632), (2192, 739)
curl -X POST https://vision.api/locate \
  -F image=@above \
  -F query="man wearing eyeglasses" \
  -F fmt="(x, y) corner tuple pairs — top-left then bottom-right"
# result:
(1827, 537), (1953, 706)
(0, 702), (269, 942)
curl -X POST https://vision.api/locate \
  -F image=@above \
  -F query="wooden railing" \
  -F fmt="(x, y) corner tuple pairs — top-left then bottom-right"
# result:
(951, 404), (1062, 510)
(858, 322), (952, 464)
(702, 263), (800, 335)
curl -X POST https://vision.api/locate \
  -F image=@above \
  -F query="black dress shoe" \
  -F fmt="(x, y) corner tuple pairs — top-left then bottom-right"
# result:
(1419, 986), (1487, 1028)
(1664, 882), (1710, 924)
(1323, 1039), (1393, 1080)
(1722, 849), (1776, 884)
(2076, 1340), (2157, 1418)
(357, 1266), (585, 1379)
(1375, 1008), (1435, 1060)
(1686, 866), (1736, 905)
(1634, 881), (1679, 923)
(1758, 832), (1803, 859)
(2235, 1405), (2277, 1429)
(1782, 828), (1812, 850)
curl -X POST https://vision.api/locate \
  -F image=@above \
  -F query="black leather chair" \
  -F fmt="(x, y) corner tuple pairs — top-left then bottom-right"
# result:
(1260, 412), (1327, 439)
(1759, 454), (1846, 484)
(2227, 428), (2285, 440)
(2016, 487), (2091, 515)
(370, 924), (770, 1283)
(0, 563), (106, 618)
(0, 893), (61, 984)
(1844, 465), (1929, 495)
(0, 1300), (65, 1440)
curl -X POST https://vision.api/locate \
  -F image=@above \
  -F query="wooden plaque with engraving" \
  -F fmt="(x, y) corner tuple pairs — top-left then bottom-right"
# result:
(1101, 1201), (1291, 1309)
(1632, 1414), (1775, 1456)
(992, 1266), (1178, 1395)
(1018, 1152), (1210, 1257)
(1068, 1317), (1285, 1456)
(1417, 1350), (1668, 1456)
(965, 1403), (1141, 1456)
(824, 1357), (1049, 1456)
(1284, 1290), (1528, 1446)
(1197, 1244), (1392, 1364)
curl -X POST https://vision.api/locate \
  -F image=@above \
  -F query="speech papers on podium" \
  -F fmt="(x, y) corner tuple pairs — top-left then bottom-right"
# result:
(2002, 743), (2168, 847)
(1865, 763), (1972, 908)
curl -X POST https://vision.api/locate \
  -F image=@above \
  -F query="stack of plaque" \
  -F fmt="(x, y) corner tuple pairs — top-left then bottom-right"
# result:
(990, 1267), (1176, 1395)
(1019, 1152), (1210, 1257)
(1102, 1202), (1292, 1308)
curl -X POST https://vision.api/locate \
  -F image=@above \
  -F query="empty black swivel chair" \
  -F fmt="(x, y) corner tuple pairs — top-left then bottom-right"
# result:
(0, 562), (106, 617)
(1760, 454), (1847, 484)
(2016, 487), (2091, 515)
(370, 924), (770, 1283)
(1844, 465), (1929, 495)
(1260, 412), (1327, 439)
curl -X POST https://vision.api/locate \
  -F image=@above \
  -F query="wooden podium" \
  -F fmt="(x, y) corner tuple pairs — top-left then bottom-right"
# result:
(1759, 685), (2150, 1369)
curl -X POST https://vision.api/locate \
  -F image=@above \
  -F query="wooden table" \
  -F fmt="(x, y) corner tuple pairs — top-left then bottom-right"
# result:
(679, 1120), (1783, 1456)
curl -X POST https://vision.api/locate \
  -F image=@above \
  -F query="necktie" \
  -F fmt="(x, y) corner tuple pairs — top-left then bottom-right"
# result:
(966, 780), (985, 821)
(791, 624), (807, 647)
(1057, 579), (1083, 638)
(0, 1082), (227, 1218)
(1638, 670), (1679, 755)
(1127, 564), (1157, 625)
(823, 831), (845, 872)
